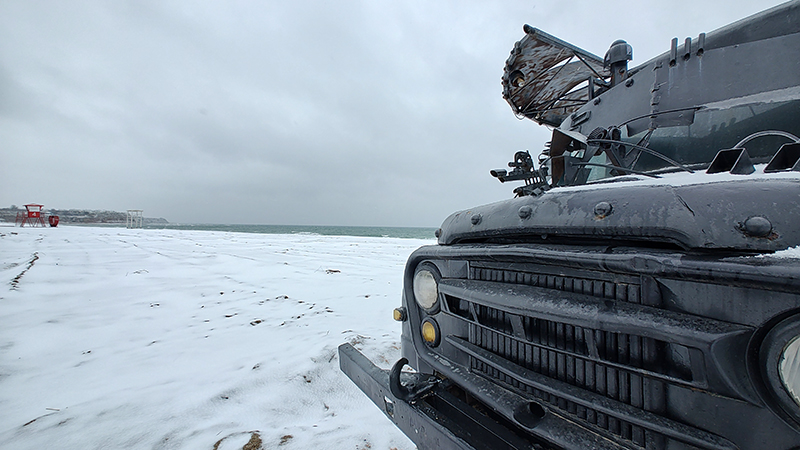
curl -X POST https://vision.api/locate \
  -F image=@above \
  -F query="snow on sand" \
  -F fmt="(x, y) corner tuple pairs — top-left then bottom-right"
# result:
(0, 226), (432, 450)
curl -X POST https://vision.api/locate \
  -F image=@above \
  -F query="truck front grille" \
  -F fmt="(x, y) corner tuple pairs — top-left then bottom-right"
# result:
(458, 264), (670, 449)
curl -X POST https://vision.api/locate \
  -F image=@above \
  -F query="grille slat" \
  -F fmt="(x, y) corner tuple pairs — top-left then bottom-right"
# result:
(460, 265), (673, 449)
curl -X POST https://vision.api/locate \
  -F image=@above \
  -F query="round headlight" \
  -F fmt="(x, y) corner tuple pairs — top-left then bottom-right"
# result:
(761, 315), (800, 424)
(780, 336), (800, 405)
(413, 267), (439, 311)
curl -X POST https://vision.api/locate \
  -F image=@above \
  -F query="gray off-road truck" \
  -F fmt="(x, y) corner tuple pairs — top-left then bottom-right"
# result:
(340, 2), (800, 449)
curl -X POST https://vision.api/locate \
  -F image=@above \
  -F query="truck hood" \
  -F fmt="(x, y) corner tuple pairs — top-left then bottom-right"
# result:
(437, 170), (800, 252)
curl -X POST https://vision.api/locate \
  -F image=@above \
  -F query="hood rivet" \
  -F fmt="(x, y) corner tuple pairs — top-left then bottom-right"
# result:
(742, 216), (772, 237)
(518, 206), (533, 219)
(594, 201), (613, 218)
(471, 214), (482, 225)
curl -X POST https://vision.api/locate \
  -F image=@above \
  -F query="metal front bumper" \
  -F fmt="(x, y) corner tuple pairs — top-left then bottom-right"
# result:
(338, 343), (642, 450)
(339, 343), (475, 449)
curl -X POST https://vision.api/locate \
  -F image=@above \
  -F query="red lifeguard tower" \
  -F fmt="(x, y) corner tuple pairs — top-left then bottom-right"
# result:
(16, 204), (47, 227)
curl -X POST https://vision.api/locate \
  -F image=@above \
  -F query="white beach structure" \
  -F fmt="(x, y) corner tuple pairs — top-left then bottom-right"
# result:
(126, 209), (143, 229)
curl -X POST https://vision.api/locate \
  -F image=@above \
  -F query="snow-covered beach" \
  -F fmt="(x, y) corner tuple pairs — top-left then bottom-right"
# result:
(0, 225), (432, 450)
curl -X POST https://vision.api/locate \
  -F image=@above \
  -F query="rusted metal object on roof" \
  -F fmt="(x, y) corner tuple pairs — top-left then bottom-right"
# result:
(502, 25), (610, 127)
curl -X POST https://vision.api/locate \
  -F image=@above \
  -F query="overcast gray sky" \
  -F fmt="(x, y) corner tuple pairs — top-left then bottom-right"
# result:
(0, 0), (787, 226)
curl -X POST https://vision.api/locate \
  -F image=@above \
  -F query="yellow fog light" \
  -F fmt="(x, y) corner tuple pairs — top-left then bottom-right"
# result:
(421, 318), (440, 347)
(393, 307), (407, 322)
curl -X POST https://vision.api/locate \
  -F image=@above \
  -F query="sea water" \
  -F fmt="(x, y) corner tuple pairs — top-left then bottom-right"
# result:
(141, 223), (438, 240)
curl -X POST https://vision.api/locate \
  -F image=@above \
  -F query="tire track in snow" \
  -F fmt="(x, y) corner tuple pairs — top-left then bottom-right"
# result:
(9, 252), (38, 290)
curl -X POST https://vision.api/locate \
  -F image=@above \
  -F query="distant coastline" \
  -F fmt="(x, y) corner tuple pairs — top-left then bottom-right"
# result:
(1, 208), (438, 239)
(0, 206), (168, 225)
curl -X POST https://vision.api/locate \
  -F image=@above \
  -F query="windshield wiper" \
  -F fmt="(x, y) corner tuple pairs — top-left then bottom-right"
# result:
(587, 138), (695, 174)
(570, 161), (661, 178)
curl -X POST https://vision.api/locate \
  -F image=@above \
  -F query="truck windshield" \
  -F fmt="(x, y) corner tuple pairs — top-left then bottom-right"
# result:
(572, 99), (800, 184)
(577, 98), (800, 183)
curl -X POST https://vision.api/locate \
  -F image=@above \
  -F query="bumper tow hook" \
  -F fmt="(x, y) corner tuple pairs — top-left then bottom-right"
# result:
(389, 357), (439, 402)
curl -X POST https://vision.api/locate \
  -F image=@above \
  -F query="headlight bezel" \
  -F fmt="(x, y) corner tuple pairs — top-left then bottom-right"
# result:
(761, 314), (800, 425)
(412, 262), (441, 314)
